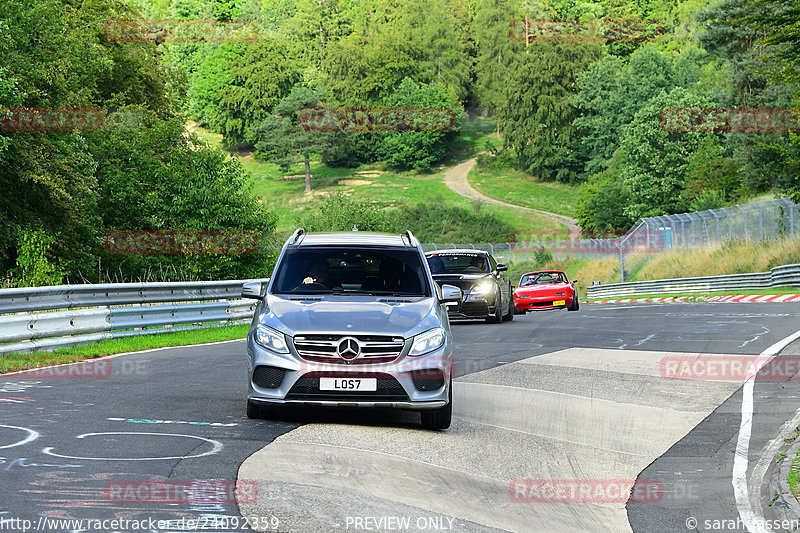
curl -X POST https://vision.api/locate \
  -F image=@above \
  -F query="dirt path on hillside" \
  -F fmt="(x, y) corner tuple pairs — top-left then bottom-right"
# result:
(443, 157), (581, 239)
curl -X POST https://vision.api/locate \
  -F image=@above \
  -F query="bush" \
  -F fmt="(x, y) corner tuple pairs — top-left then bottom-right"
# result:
(381, 78), (466, 171)
(299, 194), (395, 232)
(5, 228), (65, 288)
(393, 199), (516, 243)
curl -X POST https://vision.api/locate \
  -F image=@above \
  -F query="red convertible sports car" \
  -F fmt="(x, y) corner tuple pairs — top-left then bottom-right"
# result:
(513, 270), (579, 313)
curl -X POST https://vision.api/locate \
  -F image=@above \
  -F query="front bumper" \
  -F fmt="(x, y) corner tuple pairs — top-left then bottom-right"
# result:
(247, 334), (452, 410)
(249, 398), (447, 409)
(514, 294), (572, 311)
(445, 294), (497, 319)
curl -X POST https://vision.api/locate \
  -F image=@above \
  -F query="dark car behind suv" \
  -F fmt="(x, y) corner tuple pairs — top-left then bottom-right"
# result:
(425, 249), (514, 323)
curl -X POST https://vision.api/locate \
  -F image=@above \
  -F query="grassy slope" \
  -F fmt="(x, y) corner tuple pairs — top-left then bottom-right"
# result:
(468, 164), (579, 220)
(194, 120), (570, 240)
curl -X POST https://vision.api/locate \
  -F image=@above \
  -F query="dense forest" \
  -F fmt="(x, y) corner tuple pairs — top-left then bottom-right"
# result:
(0, 0), (798, 285)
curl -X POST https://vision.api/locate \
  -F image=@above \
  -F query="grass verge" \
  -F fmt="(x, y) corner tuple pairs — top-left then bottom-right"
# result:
(0, 324), (249, 374)
(788, 446), (800, 502)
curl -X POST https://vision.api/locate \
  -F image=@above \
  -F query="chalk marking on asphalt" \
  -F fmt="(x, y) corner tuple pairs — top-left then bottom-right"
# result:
(41, 432), (223, 461)
(634, 335), (655, 347)
(733, 328), (800, 533)
(739, 326), (770, 349)
(0, 425), (39, 450)
(106, 417), (238, 427)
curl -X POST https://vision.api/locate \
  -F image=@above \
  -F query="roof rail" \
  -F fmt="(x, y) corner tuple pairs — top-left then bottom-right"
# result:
(404, 230), (415, 246)
(289, 228), (305, 245)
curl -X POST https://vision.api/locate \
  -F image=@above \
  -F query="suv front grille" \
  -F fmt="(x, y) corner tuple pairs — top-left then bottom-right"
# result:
(292, 335), (405, 364)
(286, 372), (409, 401)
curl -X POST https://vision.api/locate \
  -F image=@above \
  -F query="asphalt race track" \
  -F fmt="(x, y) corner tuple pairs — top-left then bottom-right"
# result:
(2, 302), (800, 533)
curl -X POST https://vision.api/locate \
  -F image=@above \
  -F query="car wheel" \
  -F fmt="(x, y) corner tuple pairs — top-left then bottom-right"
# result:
(486, 295), (502, 323)
(502, 290), (514, 321)
(246, 400), (265, 419)
(568, 296), (580, 311)
(420, 378), (452, 430)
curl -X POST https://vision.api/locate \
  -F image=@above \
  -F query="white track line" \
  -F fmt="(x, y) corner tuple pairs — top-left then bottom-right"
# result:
(733, 328), (800, 532)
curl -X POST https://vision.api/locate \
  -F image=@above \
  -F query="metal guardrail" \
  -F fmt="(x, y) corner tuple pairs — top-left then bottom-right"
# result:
(586, 264), (800, 298)
(0, 279), (268, 355)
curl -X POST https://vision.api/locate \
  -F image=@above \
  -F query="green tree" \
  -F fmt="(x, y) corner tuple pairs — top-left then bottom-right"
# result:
(573, 46), (699, 177)
(618, 88), (716, 220)
(90, 107), (277, 281)
(499, 41), (602, 182)
(575, 168), (637, 235)
(473, 0), (524, 118)
(254, 85), (336, 193)
(6, 228), (66, 288)
(381, 78), (466, 171)
(203, 39), (299, 146)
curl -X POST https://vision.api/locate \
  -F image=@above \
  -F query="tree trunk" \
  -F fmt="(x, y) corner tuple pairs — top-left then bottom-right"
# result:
(304, 152), (312, 194)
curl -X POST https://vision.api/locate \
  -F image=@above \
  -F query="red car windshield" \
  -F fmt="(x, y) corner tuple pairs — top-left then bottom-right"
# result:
(520, 272), (567, 286)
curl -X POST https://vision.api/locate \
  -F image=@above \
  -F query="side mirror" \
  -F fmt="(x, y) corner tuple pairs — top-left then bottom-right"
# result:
(242, 281), (265, 300)
(496, 264), (508, 272)
(572, 279), (579, 285)
(440, 284), (462, 304)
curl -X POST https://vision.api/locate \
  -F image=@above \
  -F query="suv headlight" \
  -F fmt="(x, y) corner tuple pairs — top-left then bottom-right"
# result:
(471, 280), (495, 296)
(255, 325), (289, 353)
(409, 327), (445, 356)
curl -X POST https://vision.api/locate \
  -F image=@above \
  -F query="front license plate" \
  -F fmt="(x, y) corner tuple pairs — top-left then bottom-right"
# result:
(319, 377), (377, 391)
(554, 300), (566, 306)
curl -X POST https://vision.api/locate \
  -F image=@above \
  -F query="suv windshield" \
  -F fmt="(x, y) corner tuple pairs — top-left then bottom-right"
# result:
(272, 247), (430, 296)
(427, 253), (490, 274)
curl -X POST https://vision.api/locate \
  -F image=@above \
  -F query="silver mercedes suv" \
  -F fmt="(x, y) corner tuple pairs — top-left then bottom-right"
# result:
(241, 229), (462, 430)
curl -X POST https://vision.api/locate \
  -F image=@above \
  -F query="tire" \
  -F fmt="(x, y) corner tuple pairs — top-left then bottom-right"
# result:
(246, 400), (265, 419)
(486, 294), (503, 323)
(502, 290), (514, 321)
(568, 296), (580, 312)
(420, 378), (452, 430)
